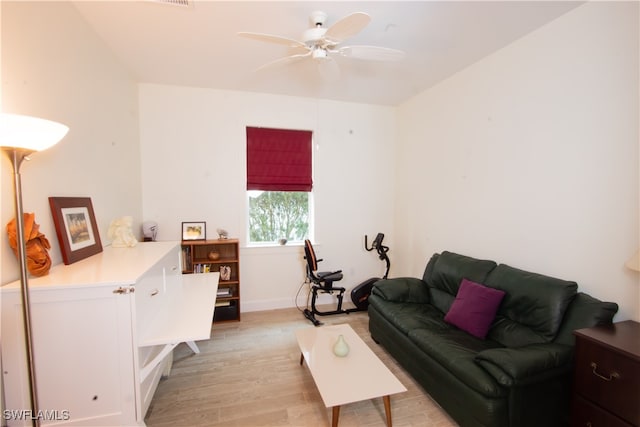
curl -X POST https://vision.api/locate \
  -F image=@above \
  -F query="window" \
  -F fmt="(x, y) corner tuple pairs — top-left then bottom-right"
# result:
(246, 127), (312, 244)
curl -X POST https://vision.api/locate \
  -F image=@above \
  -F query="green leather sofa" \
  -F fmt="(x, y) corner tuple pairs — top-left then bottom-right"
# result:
(368, 251), (618, 427)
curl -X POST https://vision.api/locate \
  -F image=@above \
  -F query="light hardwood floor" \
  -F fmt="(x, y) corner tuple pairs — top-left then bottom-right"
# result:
(145, 307), (458, 427)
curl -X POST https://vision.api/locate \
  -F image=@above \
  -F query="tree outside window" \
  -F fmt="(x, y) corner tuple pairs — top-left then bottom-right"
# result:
(248, 191), (309, 243)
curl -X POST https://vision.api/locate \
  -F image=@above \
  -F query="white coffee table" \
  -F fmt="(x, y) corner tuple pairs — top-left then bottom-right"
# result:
(295, 324), (407, 427)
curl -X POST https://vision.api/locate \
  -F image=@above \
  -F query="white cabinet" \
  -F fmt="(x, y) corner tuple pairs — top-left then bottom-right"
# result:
(1, 242), (218, 426)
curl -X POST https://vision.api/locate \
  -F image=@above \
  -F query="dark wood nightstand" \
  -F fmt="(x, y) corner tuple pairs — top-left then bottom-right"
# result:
(571, 320), (640, 427)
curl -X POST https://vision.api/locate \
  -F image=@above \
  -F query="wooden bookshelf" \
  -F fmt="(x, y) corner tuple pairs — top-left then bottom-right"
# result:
(181, 239), (240, 322)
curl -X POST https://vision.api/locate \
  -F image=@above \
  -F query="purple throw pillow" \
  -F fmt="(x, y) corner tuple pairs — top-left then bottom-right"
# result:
(444, 278), (506, 339)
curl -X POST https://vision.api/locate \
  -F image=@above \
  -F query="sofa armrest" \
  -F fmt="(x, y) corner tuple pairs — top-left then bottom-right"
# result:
(474, 343), (573, 387)
(371, 278), (430, 304)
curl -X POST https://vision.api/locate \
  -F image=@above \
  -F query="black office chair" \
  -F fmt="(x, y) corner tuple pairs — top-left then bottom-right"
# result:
(303, 239), (356, 326)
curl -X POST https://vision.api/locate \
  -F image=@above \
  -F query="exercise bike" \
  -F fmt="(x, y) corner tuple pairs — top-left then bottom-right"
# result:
(302, 233), (391, 326)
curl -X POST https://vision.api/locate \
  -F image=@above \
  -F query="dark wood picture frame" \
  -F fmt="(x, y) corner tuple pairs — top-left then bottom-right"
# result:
(49, 197), (103, 265)
(182, 221), (206, 241)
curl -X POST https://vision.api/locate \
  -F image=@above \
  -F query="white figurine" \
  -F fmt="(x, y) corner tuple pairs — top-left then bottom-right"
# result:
(108, 216), (138, 247)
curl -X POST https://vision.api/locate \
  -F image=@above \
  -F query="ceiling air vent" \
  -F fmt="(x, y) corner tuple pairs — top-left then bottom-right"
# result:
(148, 0), (192, 8)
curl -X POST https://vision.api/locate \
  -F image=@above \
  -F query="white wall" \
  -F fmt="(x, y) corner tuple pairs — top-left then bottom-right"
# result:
(1, 2), (142, 284)
(139, 85), (396, 311)
(3, 1), (636, 321)
(395, 2), (639, 321)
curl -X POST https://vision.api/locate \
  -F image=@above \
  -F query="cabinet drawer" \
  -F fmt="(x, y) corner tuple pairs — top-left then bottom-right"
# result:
(135, 247), (181, 341)
(135, 262), (168, 341)
(572, 395), (632, 427)
(574, 338), (640, 425)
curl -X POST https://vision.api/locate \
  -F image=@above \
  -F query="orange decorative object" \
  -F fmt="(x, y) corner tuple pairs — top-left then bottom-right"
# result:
(6, 212), (52, 276)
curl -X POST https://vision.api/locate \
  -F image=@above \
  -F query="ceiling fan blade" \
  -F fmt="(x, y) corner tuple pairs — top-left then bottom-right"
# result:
(337, 45), (406, 62)
(237, 32), (307, 49)
(255, 51), (312, 72)
(324, 12), (371, 44)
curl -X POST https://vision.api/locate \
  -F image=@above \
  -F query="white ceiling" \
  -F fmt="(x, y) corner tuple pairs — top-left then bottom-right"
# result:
(72, 1), (582, 106)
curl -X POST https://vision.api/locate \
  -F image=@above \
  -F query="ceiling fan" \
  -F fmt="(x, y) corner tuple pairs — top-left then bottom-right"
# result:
(237, 11), (405, 79)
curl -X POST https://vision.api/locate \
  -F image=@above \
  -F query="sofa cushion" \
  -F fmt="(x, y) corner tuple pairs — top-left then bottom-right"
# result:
(408, 327), (506, 398)
(426, 251), (498, 314)
(371, 277), (430, 304)
(369, 294), (447, 335)
(445, 279), (506, 339)
(475, 343), (574, 386)
(554, 292), (618, 346)
(485, 264), (578, 347)
(421, 252), (440, 283)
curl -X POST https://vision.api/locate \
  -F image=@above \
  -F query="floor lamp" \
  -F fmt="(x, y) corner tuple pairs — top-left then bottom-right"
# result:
(1, 113), (68, 425)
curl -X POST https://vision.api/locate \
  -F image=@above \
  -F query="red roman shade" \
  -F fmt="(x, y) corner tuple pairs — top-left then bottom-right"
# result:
(246, 126), (313, 192)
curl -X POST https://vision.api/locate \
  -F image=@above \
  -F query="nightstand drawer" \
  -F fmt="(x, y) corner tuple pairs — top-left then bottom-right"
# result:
(571, 395), (633, 427)
(574, 336), (640, 425)
(572, 395), (633, 427)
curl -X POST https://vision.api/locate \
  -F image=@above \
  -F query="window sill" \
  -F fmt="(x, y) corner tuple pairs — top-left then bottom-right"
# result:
(244, 241), (304, 249)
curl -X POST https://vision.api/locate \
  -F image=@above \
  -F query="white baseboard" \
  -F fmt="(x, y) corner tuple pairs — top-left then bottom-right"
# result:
(242, 293), (341, 313)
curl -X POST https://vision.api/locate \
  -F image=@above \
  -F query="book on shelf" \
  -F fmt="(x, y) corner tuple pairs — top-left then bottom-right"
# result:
(193, 264), (212, 274)
(215, 300), (232, 307)
(181, 246), (191, 272)
(217, 287), (231, 297)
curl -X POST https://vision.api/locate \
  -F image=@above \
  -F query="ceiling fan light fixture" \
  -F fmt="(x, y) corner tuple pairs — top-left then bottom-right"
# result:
(312, 48), (328, 60)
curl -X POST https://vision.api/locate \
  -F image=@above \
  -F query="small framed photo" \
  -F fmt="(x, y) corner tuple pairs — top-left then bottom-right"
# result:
(182, 222), (206, 241)
(49, 197), (103, 265)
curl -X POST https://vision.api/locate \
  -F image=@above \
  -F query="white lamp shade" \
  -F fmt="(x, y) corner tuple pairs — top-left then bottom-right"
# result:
(0, 113), (69, 151)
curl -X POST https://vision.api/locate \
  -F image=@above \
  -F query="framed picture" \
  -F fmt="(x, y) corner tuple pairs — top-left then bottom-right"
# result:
(49, 197), (103, 265)
(182, 222), (206, 241)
